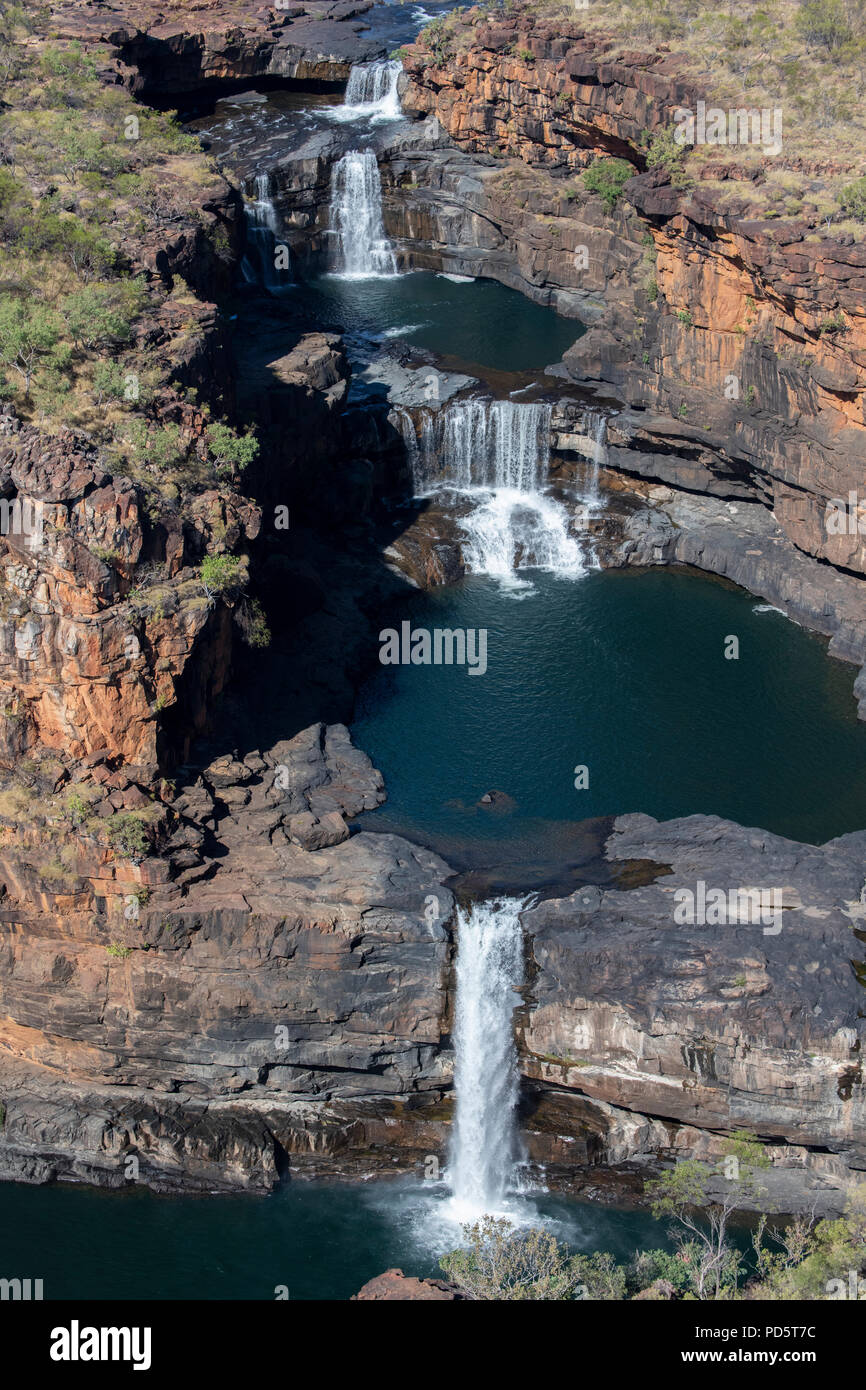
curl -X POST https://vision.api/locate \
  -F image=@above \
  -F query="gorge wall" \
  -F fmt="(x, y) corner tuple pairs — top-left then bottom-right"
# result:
(399, 13), (866, 577)
(0, 2), (864, 1209)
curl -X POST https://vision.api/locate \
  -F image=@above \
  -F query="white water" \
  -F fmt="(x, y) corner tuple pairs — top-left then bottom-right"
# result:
(328, 150), (398, 279)
(330, 60), (403, 122)
(241, 173), (289, 290)
(393, 399), (587, 579)
(447, 899), (526, 1221)
(583, 409), (606, 512)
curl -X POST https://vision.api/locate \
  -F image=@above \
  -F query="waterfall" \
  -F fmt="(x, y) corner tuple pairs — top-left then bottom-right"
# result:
(328, 150), (398, 279)
(583, 409), (607, 510)
(331, 60), (402, 122)
(393, 399), (586, 578)
(241, 173), (290, 291)
(448, 899), (525, 1219)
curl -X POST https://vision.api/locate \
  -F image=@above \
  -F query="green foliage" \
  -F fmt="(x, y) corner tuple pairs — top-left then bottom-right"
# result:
(676, 309), (693, 327)
(206, 422), (259, 478)
(796, 0), (856, 51)
(128, 420), (186, 471)
(422, 12), (457, 65)
(65, 791), (90, 827)
(819, 310), (847, 335)
(645, 1158), (758, 1299)
(751, 1186), (866, 1300)
(570, 1249), (628, 1300)
(237, 597), (271, 649)
(105, 813), (150, 861)
(838, 177), (866, 221)
(62, 279), (146, 349)
(645, 127), (690, 187)
(0, 296), (61, 392)
(92, 361), (128, 405)
(582, 157), (634, 210)
(201, 553), (244, 594)
(439, 1217), (586, 1300)
(105, 942), (132, 958)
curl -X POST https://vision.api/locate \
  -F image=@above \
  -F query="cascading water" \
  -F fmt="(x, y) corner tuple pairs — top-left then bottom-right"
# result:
(331, 60), (402, 122)
(392, 399), (586, 578)
(583, 409), (607, 511)
(241, 173), (290, 291)
(328, 150), (398, 279)
(447, 898), (526, 1220)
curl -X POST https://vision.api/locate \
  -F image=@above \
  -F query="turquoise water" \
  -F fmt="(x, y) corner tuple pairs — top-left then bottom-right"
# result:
(291, 272), (584, 375)
(353, 567), (866, 852)
(0, 1179), (675, 1301)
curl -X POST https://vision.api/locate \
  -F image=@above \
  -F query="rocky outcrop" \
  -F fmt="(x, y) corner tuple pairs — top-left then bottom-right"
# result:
(0, 426), (259, 770)
(0, 723), (456, 1190)
(519, 812), (866, 1202)
(55, 0), (387, 96)
(353, 1268), (462, 1300)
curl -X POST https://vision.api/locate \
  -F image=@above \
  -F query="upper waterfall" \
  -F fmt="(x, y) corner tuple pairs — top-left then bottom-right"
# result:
(328, 150), (398, 279)
(331, 60), (403, 122)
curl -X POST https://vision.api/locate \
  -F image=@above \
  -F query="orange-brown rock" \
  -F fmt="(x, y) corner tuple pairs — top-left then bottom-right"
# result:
(402, 14), (866, 575)
(353, 1269), (462, 1300)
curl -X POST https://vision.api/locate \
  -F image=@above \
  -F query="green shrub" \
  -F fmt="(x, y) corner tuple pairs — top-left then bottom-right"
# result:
(582, 157), (634, 211)
(201, 553), (243, 594)
(838, 177), (866, 221)
(796, 0), (856, 51)
(440, 1217), (585, 1300)
(206, 422), (259, 478)
(646, 127), (690, 187)
(62, 279), (145, 349)
(0, 296), (61, 393)
(105, 813), (150, 861)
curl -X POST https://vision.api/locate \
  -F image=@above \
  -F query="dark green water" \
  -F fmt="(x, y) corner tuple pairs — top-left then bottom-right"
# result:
(292, 272), (584, 374)
(0, 1179), (674, 1301)
(353, 567), (866, 851)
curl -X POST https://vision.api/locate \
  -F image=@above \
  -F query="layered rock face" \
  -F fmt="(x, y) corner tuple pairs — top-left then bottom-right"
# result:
(0, 722), (454, 1190)
(402, 16), (866, 577)
(521, 815), (866, 1195)
(54, 0), (388, 95)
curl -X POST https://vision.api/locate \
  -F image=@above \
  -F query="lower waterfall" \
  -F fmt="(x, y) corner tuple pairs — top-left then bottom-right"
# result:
(393, 399), (587, 579)
(447, 898), (526, 1220)
(328, 150), (398, 279)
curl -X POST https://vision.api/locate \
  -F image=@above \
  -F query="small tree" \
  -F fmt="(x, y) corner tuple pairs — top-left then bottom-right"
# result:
(839, 177), (866, 222)
(645, 1146), (762, 1300)
(0, 296), (60, 393)
(206, 422), (259, 479)
(439, 1217), (584, 1300)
